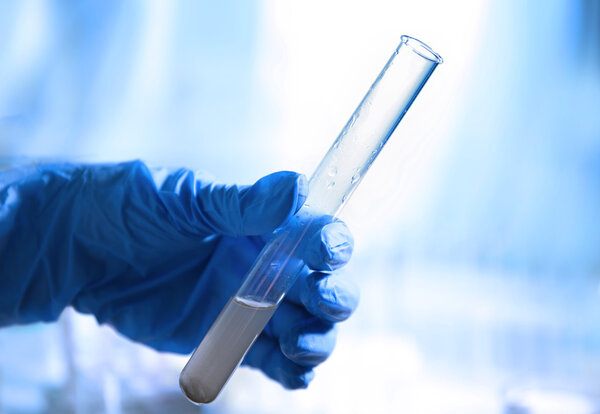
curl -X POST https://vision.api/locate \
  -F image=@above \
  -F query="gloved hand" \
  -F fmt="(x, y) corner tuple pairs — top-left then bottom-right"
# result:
(0, 160), (359, 389)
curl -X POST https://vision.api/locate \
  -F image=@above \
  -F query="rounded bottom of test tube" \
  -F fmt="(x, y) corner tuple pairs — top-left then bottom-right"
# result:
(179, 296), (278, 405)
(179, 372), (216, 405)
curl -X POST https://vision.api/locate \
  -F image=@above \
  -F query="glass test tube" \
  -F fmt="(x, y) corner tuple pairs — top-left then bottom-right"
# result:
(179, 35), (443, 404)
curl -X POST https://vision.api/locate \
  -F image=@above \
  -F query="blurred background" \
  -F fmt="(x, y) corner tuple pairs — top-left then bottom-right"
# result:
(1, 0), (599, 413)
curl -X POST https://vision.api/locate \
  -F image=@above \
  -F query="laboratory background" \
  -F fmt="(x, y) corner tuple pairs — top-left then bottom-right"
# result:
(1, 0), (599, 413)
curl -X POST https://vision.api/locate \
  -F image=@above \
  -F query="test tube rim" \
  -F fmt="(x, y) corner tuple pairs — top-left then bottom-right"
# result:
(400, 35), (443, 64)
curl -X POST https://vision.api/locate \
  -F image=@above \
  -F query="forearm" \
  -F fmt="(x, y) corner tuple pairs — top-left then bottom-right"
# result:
(0, 164), (81, 324)
(0, 160), (215, 330)
(0, 161), (157, 324)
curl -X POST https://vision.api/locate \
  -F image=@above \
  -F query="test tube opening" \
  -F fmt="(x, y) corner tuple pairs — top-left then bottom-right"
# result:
(400, 35), (443, 64)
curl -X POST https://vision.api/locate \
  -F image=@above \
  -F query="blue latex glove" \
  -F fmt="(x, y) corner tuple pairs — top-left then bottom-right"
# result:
(0, 160), (358, 389)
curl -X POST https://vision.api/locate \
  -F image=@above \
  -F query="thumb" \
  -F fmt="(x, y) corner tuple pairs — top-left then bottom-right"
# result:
(234, 171), (308, 236)
(158, 170), (308, 237)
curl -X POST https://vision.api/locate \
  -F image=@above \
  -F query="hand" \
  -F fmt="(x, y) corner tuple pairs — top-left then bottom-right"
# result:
(0, 160), (359, 388)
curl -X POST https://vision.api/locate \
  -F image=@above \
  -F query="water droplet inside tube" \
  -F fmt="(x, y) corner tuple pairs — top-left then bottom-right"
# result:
(351, 172), (360, 184)
(327, 181), (336, 190)
(327, 166), (338, 177)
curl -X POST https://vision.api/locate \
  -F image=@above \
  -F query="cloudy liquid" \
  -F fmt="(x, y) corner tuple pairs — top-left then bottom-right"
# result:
(179, 296), (277, 404)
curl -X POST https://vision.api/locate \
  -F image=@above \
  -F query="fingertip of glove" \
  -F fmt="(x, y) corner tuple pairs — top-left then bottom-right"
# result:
(240, 171), (307, 235)
(280, 320), (337, 367)
(281, 367), (315, 390)
(267, 171), (308, 220)
(281, 334), (335, 367)
(316, 301), (354, 322)
(303, 221), (353, 272)
(321, 222), (353, 268)
(308, 274), (360, 322)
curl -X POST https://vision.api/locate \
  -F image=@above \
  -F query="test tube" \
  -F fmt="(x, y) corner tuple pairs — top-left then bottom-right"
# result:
(179, 35), (443, 404)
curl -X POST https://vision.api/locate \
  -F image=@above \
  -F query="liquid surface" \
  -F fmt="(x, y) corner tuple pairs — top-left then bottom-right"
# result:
(179, 297), (277, 404)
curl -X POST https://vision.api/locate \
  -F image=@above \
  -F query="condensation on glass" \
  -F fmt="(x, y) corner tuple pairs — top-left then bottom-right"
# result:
(179, 35), (443, 404)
